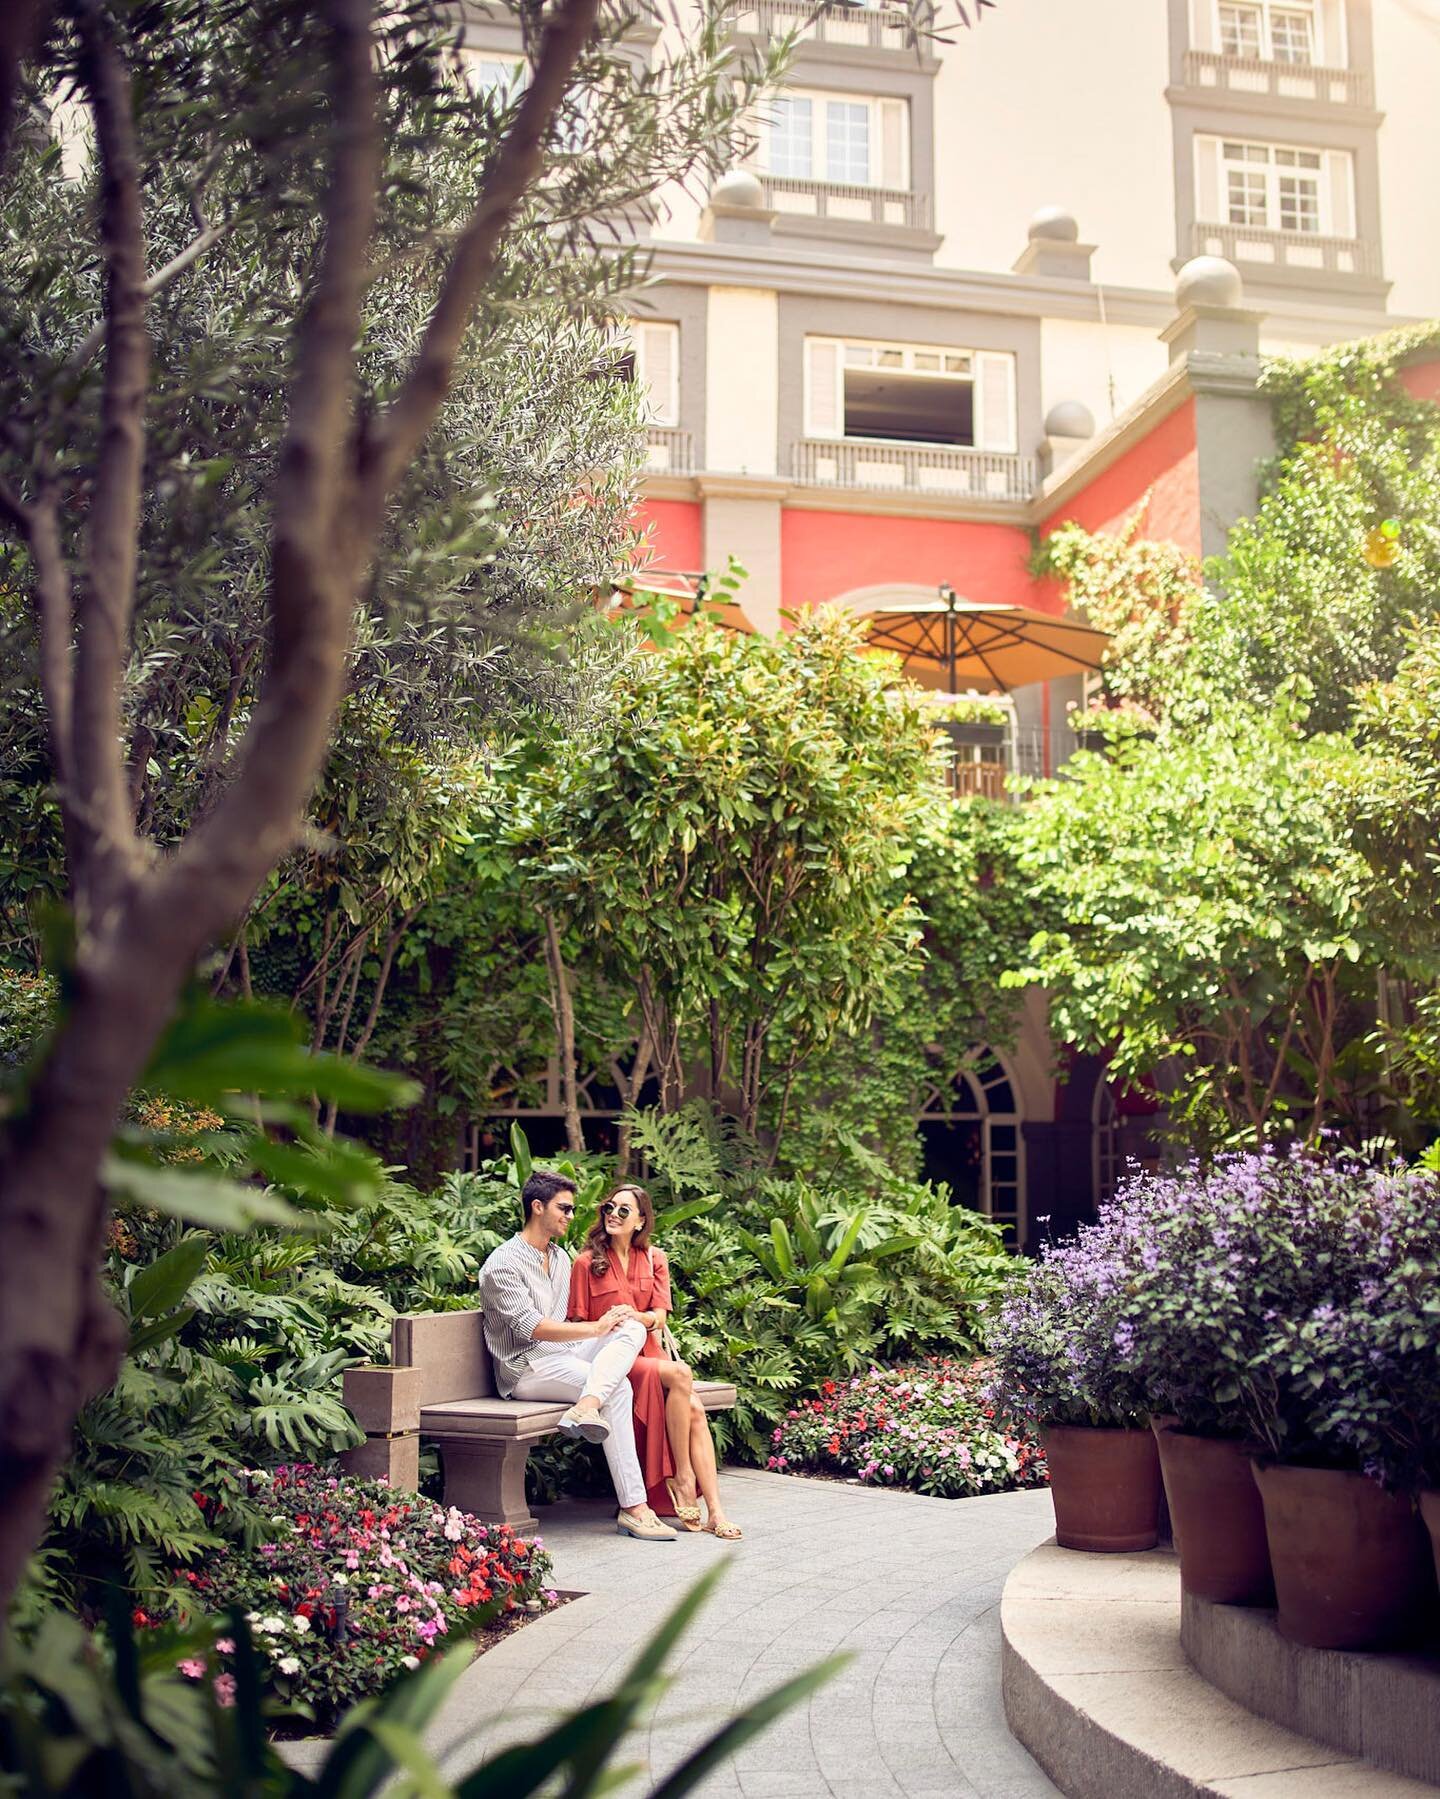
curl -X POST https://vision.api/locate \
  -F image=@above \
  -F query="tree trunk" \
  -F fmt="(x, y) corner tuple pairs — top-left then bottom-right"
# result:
(541, 909), (584, 1156)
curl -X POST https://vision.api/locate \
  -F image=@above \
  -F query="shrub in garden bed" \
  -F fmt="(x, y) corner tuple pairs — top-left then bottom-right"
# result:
(770, 1359), (1046, 1498)
(163, 1464), (556, 1732)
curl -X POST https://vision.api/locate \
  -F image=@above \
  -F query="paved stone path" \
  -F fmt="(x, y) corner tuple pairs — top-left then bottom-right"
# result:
(425, 1467), (1062, 1797)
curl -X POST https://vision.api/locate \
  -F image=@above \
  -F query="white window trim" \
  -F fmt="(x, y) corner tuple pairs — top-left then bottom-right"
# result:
(803, 334), (1016, 454)
(1209, 0), (1335, 65)
(1200, 133), (1350, 236)
(760, 88), (909, 191)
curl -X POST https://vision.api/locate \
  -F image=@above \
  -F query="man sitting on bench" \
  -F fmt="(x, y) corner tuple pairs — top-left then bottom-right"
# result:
(479, 1168), (678, 1542)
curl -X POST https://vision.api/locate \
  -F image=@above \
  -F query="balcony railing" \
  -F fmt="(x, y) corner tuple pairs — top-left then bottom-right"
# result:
(792, 437), (1037, 502)
(736, 0), (914, 51)
(759, 175), (931, 232)
(1192, 220), (1379, 277)
(644, 426), (694, 474)
(1183, 49), (1372, 108)
(948, 727), (1088, 802)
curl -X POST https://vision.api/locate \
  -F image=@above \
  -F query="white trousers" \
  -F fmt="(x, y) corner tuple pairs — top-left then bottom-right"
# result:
(512, 1319), (648, 1510)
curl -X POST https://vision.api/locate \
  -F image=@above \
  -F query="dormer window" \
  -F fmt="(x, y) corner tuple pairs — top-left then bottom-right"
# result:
(1218, 1), (1315, 64)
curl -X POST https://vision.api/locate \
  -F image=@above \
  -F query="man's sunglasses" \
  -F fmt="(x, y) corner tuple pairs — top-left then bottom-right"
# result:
(555, 1202), (576, 1216)
(600, 1200), (636, 1220)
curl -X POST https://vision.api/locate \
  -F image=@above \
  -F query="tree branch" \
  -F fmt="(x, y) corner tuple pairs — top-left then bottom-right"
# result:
(355, 0), (599, 513)
(0, 472), (75, 791)
(72, 0), (150, 909)
(65, 218), (231, 375)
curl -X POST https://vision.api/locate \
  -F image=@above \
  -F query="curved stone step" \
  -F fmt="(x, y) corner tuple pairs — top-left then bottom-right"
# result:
(1000, 1540), (1437, 1797)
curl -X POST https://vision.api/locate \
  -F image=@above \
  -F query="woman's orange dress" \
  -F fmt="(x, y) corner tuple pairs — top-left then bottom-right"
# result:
(569, 1245), (678, 1516)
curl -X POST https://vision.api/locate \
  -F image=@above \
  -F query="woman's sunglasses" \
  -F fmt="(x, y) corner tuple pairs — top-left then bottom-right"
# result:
(600, 1200), (636, 1220)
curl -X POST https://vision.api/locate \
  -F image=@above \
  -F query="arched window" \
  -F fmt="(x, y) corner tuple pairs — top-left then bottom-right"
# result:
(1093, 1077), (1120, 1205)
(917, 1047), (1025, 1247)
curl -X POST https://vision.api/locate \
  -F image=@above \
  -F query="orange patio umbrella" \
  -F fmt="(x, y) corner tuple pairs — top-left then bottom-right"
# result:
(863, 584), (1108, 694)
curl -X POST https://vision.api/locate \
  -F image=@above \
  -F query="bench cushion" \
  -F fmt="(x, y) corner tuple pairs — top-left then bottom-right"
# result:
(420, 1379), (739, 1441)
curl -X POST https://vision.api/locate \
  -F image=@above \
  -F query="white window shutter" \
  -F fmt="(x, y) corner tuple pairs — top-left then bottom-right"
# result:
(877, 98), (908, 189)
(1195, 134), (1221, 223)
(805, 338), (843, 438)
(974, 352), (1016, 453)
(1323, 149), (1354, 237)
(636, 322), (678, 426)
(1190, 0), (1216, 54)
(1317, 0), (1346, 65)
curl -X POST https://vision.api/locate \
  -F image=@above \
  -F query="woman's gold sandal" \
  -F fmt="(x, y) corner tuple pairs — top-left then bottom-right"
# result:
(664, 1478), (703, 1531)
(705, 1516), (742, 1541)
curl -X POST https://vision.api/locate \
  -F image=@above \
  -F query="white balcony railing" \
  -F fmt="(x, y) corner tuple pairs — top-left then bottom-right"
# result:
(759, 175), (931, 232)
(1183, 49), (1372, 107)
(792, 438), (1037, 502)
(736, 0), (914, 51)
(1192, 220), (1379, 277)
(644, 426), (694, 474)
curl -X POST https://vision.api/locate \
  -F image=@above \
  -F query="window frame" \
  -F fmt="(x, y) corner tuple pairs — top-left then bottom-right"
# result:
(1210, 0), (1333, 65)
(1219, 135), (1327, 234)
(803, 334), (1016, 454)
(627, 320), (680, 430)
(759, 86), (910, 191)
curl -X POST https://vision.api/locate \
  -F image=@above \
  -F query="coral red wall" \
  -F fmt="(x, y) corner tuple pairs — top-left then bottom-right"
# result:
(633, 498), (702, 572)
(1039, 395), (1200, 555)
(1400, 358), (1440, 406)
(779, 512), (1039, 615)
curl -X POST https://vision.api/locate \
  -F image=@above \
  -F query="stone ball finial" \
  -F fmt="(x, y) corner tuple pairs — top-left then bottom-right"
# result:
(710, 167), (765, 210)
(1045, 399), (1096, 439)
(1175, 254), (1244, 310)
(1028, 205), (1079, 243)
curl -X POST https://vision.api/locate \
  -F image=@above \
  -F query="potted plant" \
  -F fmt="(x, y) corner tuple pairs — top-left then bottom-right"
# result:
(989, 1225), (1160, 1552)
(1246, 1165), (1440, 1649)
(1100, 1153), (1371, 1607)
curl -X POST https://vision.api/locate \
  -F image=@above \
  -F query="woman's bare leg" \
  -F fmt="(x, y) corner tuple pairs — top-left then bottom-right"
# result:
(656, 1361), (697, 1502)
(688, 1396), (731, 1525)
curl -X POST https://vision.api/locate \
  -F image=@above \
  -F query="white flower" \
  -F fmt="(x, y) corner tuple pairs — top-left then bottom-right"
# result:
(244, 1611), (261, 1625)
(270, 1513), (286, 1525)
(257, 1615), (287, 1636)
(332, 1572), (349, 1586)
(401, 1655), (421, 1670)
(291, 1614), (311, 1634)
(277, 1655), (301, 1676)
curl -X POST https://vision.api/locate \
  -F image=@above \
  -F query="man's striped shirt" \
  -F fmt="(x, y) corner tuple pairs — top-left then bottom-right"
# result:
(479, 1233), (572, 1396)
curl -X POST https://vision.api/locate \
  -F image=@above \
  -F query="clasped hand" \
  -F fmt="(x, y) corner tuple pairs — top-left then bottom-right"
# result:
(594, 1303), (642, 1333)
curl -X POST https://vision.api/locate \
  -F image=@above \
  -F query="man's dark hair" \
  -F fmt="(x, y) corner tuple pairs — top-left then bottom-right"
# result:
(521, 1169), (578, 1227)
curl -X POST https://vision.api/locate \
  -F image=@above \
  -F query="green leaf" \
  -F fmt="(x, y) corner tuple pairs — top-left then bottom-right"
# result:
(128, 1234), (209, 1320)
(102, 1154), (302, 1231)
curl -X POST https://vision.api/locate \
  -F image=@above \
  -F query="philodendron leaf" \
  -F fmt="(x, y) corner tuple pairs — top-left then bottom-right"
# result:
(127, 1233), (209, 1320)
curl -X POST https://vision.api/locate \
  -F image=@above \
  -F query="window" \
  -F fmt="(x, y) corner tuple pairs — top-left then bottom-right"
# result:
(804, 336), (1016, 452)
(760, 88), (908, 190)
(1213, 0), (1318, 63)
(621, 321), (679, 428)
(467, 55), (525, 100)
(1197, 134), (1353, 237)
(917, 1049), (1025, 1248)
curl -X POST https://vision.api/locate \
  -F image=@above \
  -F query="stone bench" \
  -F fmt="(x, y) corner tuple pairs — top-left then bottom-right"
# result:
(340, 1307), (737, 1533)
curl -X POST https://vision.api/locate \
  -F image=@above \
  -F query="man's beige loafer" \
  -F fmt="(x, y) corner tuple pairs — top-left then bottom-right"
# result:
(616, 1507), (677, 1541)
(558, 1403), (610, 1444)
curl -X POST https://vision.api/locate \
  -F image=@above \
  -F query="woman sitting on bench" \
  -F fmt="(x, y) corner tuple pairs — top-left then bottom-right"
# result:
(569, 1184), (742, 1540)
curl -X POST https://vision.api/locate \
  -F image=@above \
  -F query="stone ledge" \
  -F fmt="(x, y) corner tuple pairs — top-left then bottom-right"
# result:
(1181, 1589), (1440, 1787)
(1000, 1541), (1436, 1798)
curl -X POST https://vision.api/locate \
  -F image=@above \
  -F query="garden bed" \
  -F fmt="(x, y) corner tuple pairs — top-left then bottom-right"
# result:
(770, 1359), (1046, 1499)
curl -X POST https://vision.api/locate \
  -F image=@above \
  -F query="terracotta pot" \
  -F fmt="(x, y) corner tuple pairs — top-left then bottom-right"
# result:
(1252, 1461), (1436, 1650)
(1153, 1425), (1273, 1604)
(1039, 1423), (1162, 1552)
(1421, 1490), (1440, 1591)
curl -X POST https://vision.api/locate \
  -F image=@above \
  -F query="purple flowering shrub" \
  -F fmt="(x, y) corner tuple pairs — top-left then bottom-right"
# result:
(986, 1224), (1153, 1429)
(163, 1465), (556, 1729)
(1284, 1169), (1440, 1489)
(770, 1359), (1047, 1497)
(1104, 1150), (1440, 1480)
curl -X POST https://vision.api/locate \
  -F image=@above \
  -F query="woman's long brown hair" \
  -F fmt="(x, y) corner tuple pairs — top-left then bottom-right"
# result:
(583, 1182), (654, 1279)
